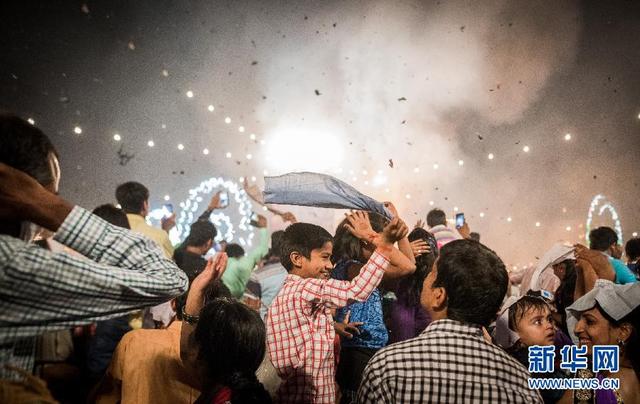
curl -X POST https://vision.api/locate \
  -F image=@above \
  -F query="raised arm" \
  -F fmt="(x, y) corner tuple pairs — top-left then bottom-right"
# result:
(301, 211), (414, 308)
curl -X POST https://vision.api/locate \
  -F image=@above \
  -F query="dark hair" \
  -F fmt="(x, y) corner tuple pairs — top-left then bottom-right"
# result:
(175, 279), (231, 321)
(596, 303), (640, 382)
(469, 232), (480, 242)
(332, 212), (386, 263)
(405, 228), (438, 306)
(554, 259), (577, 335)
(115, 181), (149, 214)
(280, 223), (333, 271)
(433, 239), (508, 327)
(226, 243), (245, 259)
(194, 299), (271, 403)
(508, 294), (552, 333)
(589, 227), (618, 251)
(426, 208), (447, 228)
(625, 238), (640, 261)
(185, 221), (217, 247)
(92, 204), (130, 229)
(266, 230), (285, 259)
(0, 114), (58, 186)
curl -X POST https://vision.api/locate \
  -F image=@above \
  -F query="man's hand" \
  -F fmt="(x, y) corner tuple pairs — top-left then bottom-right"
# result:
(383, 202), (399, 218)
(343, 211), (377, 242)
(458, 222), (471, 239)
(0, 162), (72, 231)
(251, 214), (268, 229)
(333, 311), (363, 340)
(186, 253), (228, 314)
(243, 295), (261, 311)
(161, 213), (176, 232)
(280, 211), (297, 223)
(574, 244), (615, 281)
(410, 239), (430, 257)
(208, 191), (225, 210)
(381, 217), (409, 245)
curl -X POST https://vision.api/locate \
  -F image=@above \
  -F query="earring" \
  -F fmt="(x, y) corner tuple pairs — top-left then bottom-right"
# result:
(617, 339), (626, 347)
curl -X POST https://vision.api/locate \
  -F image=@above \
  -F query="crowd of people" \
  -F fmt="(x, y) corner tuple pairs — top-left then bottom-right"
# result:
(0, 113), (639, 403)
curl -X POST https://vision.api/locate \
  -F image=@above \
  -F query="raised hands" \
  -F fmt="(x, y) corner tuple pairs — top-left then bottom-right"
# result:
(344, 211), (377, 242)
(381, 217), (409, 245)
(208, 191), (226, 210)
(410, 239), (431, 257)
(333, 310), (364, 340)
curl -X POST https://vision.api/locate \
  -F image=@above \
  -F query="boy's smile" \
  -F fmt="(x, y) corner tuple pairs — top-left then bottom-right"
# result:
(294, 241), (334, 279)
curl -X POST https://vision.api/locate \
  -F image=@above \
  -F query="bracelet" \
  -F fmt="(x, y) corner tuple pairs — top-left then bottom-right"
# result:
(181, 306), (200, 325)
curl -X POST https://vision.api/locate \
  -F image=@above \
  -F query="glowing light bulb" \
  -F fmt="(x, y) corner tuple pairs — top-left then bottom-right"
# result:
(362, 170), (368, 175)
(238, 177), (245, 182)
(246, 153), (252, 160)
(113, 133), (121, 141)
(225, 117), (231, 124)
(260, 139), (266, 145)
(203, 148), (209, 155)
(27, 118), (35, 125)
(480, 212), (485, 218)
(250, 134), (256, 140)
(225, 152), (232, 158)
(433, 163), (439, 170)
(147, 140), (155, 147)
(488, 153), (494, 160)
(164, 195), (170, 201)
(566, 226), (572, 231)
(208, 105), (215, 112)
(632, 232), (638, 237)
(413, 167), (420, 173)
(384, 188), (390, 193)
(74, 126), (82, 134)
(251, 176), (257, 182)
(238, 126), (245, 133)
(458, 160), (464, 166)
(507, 217), (512, 222)
(523, 146), (530, 153)
(263, 169), (269, 175)
(162, 69), (169, 77)
(453, 206), (459, 212)
(535, 222), (540, 227)
(564, 133), (571, 141)
(177, 143), (184, 150)
(429, 201), (434, 206)
(161, 124), (166, 129)
(186, 90), (194, 98)
(405, 194), (411, 199)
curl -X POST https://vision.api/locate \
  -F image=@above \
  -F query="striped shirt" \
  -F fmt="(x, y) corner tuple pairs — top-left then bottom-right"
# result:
(428, 224), (461, 249)
(358, 319), (543, 404)
(266, 250), (389, 404)
(0, 206), (189, 375)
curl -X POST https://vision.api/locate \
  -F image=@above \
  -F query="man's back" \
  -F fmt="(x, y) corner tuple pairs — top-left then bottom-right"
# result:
(127, 214), (174, 258)
(428, 224), (460, 249)
(358, 319), (542, 403)
(96, 321), (199, 404)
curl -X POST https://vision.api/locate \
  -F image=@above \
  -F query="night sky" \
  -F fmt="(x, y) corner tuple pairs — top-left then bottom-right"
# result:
(1, 0), (639, 268)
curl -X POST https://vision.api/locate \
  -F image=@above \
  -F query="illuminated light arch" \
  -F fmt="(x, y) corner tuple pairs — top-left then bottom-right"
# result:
(585, 194), (623, 244)
(148, 177), (255, 247)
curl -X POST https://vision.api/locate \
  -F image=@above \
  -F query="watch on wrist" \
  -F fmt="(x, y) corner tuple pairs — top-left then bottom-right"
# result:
(181, 306), (200, 325)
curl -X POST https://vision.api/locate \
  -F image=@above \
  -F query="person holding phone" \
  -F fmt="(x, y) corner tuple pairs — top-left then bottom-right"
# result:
(425, 208), (470, 249)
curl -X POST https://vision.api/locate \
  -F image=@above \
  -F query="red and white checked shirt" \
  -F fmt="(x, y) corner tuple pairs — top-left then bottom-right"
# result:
(266, 250), (389, 404)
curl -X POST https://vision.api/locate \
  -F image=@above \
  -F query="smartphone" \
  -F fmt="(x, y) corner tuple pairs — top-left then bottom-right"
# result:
(455, 212), (465, 229)
(162, 203), (174, 217)
(219, 191), (229, 208)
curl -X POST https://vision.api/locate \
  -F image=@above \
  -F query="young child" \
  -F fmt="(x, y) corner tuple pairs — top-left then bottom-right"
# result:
(266, 211), (414, 403)
(497, 292), (570, 404)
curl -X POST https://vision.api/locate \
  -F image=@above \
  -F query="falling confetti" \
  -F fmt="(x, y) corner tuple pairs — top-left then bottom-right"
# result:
(314, 89), (321, 96)
(128, 41), (135, 50)
(116, 144), (135, 166)
(80, 3), (90, 14)
(388, 159), (394, 168)
(397, 97), (407, 101)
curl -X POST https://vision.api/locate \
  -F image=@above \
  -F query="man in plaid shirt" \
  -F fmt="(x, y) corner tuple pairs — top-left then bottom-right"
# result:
(358, 240), (543, 403)
(0, 115), (188, 377)
(266, 211), (414, 403)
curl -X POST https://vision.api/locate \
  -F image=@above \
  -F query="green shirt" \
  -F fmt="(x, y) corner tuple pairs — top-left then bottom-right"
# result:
(222, 228), (269, 298)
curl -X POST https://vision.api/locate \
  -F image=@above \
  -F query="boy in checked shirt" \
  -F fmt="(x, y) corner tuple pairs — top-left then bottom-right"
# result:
(266, 211), (414, 403)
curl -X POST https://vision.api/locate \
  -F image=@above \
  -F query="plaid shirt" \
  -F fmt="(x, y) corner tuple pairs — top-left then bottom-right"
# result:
(266, 250), (389, 404)
(358, 319), (543, 404)
(0, 206), (189, 376)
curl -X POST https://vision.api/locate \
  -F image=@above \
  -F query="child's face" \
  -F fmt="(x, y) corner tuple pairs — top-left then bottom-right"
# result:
(516, 306), (556, 347)
(298, 241), (334, 280)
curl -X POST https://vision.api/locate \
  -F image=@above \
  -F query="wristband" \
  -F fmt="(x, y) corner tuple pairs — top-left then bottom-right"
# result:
(181, 306), (200, 325)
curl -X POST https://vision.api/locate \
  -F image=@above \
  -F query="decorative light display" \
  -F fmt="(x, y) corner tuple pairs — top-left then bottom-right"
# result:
(155, 177), (256, 247)
(585, 194), (623, 244)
